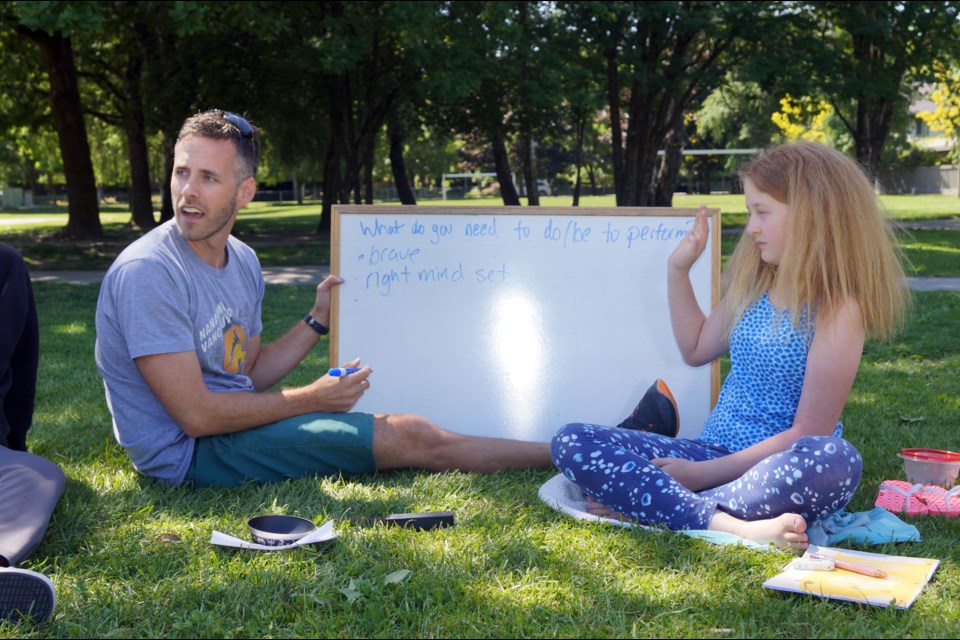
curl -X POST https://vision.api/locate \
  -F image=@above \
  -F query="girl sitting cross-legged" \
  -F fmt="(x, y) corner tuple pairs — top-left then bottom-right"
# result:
(551, 141), (909, 554)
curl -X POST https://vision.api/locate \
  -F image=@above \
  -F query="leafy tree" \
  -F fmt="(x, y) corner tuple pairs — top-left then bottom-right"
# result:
(580, 115), (615, 196)
(9, 0), (104, 237)
(695, 77), (779, 174)
(424, 3), (566, 208)
(0, 125), (63, 191)
(77, 0), (159, 229)
(507, 2), (567, 206)
(132, 1), (287, 221)
(569, 1), (773, 207)
(810, 1), (960, 170)
(551, 3), (607, 205)
(391, 121), (459, 191)
(0, 22), (62, 191)
(86, 118), (128, 186)
(257, 1), (447, 232)
(429, 2), (527, 206)
(770, 94), (836, 144)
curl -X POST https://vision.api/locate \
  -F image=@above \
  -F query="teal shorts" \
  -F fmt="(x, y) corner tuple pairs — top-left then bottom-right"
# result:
(185, 412), (376, 487)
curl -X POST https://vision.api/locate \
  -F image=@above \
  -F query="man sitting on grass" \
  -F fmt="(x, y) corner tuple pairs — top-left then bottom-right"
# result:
(94, 109), (552, 487)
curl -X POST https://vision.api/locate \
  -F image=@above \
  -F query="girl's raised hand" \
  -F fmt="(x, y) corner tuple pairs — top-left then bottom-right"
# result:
(668, 204), (709, 273)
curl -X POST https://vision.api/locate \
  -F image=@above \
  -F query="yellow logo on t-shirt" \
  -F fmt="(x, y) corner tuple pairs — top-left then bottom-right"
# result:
(223, 323), (247, 374)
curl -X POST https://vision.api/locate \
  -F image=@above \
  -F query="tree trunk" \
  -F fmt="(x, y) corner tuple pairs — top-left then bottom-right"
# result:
(586, 164), (598, 196)
(519, 136), (539, 206)
(621, 101), (642, 205)
(123, 109), (156, 229)
(24, 162), (41, 193)
(334, 77), (361, 206)
(622, 75), (684, 207)
(388, 103), (416, 205)
(847, 23), (905, 173)
(19, 27), (102, 238)
(346, 137), (361, 206)
(854, 97), (897, 173)
(318, 130), (341, 238)
(120, 29), (155, 230)
(159, 131), (176, 222)
(294, 177), (304, 205)
(605, 47), (624, 206)
(653, 117), (685, 207)
(492, 132), (520, 206)
(362, 132), (375, 205)
(572, 114), (585, 207)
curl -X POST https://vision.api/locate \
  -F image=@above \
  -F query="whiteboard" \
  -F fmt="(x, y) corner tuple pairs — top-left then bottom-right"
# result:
(331, 205), (719, 443)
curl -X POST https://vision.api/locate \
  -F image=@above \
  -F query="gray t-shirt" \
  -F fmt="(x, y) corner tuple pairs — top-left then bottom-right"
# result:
(95, 220), (264, 483)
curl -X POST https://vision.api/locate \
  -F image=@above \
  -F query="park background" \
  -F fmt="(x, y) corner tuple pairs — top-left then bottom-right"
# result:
(3, 2), (960, 638)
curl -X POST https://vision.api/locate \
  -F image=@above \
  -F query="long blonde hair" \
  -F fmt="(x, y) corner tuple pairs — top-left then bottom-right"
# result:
(724, 141), (909, 340)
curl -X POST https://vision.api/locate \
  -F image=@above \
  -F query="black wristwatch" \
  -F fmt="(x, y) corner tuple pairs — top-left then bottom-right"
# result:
(303, 313), (329, 335)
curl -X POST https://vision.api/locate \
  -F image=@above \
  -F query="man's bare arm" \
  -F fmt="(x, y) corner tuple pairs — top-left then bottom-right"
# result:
(135, 350), (370, 438)
(246, 275), (344, 390)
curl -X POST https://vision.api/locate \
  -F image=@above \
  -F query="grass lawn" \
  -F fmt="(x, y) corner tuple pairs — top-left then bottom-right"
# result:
(4, 278), (959, 638)
(3, 195), (960, 636)
(2, 194), (960, 273)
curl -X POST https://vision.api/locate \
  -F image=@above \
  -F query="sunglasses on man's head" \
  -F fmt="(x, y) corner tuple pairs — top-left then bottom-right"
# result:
(221, 111), (254, 138)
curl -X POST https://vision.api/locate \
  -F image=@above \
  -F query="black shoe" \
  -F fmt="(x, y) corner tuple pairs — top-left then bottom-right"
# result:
(0, 568), (56, 624)
(616, 379), (679, 437)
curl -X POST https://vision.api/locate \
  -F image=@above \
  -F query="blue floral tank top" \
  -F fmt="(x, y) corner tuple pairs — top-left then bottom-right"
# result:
(698, 293), (843, 452)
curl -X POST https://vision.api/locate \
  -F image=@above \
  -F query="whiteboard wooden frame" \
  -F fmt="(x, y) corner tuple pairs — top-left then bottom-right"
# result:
(331, 205), (720, 442)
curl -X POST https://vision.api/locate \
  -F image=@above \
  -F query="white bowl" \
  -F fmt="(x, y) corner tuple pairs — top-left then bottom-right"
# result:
(899, 448), (960, 488)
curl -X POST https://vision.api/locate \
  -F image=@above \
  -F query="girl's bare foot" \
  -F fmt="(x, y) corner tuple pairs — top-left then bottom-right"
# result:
(709, 512), (809, 554)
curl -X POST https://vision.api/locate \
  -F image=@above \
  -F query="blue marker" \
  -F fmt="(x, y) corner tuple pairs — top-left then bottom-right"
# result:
(328, 367), (361, 377)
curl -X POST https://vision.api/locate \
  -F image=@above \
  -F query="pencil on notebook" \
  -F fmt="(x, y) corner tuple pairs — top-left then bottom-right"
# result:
(832, 558), (888, 579)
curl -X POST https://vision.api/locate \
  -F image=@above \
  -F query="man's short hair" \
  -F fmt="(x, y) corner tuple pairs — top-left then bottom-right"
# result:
(176, 110), (261, 183)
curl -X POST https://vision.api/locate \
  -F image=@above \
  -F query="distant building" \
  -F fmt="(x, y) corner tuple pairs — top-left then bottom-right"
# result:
(908, 88), (953, 155)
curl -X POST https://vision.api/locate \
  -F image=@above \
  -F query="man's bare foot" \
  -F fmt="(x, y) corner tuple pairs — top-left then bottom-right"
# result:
(709, 512), (809, 554)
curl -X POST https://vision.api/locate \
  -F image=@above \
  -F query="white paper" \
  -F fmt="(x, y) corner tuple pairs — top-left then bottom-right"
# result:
(209, 519), (337, 551)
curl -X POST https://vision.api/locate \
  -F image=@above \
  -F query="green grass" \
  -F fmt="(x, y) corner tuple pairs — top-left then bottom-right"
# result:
(896, 229), (960, 277)
(5, 281), (960, 638)
(717, 225), (960, 276)
(3, 196), (960, 275)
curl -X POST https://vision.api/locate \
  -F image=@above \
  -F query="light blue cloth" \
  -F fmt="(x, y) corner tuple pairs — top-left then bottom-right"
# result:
(807, 507), (920, 546)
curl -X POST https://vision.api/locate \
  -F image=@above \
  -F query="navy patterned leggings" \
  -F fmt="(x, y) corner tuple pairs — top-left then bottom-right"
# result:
(551, 423), (862, 530)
